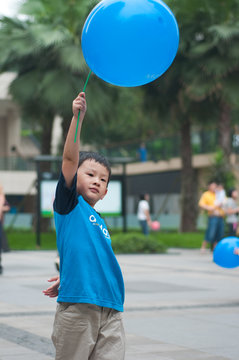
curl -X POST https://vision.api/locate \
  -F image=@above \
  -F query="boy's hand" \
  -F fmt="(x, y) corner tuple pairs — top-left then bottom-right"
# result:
(42, 276), (60, 298)
(72, 92), (87, 119)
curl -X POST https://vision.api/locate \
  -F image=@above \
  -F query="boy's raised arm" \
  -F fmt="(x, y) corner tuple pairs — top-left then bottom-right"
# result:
(62, 92), (87, 188)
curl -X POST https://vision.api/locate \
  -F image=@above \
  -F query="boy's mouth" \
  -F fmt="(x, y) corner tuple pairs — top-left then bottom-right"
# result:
(90, 187), (99, 194)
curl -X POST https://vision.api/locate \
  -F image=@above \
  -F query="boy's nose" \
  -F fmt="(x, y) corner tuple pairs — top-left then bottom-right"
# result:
(93, 177), (100, 186)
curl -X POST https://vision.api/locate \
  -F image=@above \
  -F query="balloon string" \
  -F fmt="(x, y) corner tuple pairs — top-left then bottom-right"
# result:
(74, 70), (92, 143)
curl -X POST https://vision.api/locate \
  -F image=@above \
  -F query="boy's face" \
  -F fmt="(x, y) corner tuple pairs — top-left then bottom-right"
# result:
(76, 159), (109, 207)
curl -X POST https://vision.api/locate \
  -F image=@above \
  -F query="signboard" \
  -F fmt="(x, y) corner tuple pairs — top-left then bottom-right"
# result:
(40, 179), (122, 217)
(40, 180), (57, 217)
(94, 180), (122, 216)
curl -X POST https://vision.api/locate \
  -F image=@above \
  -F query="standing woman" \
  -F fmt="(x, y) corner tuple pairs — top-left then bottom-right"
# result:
(137, 194), (152, 235)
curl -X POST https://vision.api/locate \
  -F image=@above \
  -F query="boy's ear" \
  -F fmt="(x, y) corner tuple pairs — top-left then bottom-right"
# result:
(100, 188), (108, 200)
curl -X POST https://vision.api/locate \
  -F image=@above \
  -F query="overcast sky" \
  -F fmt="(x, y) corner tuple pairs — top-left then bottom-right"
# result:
(0, 0), (23, 16)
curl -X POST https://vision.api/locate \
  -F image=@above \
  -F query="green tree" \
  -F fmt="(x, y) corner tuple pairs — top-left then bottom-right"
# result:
(182, 0), (239, 161)
(209, 149), (236, 191)
(0, 0), (96, 153)
(0, 0), (153, 154)
(143, 0), (239, 231)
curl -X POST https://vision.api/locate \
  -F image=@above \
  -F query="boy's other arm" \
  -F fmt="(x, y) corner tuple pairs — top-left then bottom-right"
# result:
(43, 276), (60, 298)
(62, 92), (87, 188)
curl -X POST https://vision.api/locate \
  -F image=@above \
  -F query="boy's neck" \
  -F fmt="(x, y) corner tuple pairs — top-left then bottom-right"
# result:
(78, 192), (98, 208)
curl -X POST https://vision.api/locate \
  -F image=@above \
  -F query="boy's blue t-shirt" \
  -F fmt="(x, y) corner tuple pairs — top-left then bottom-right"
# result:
(53, 172), (125, 312)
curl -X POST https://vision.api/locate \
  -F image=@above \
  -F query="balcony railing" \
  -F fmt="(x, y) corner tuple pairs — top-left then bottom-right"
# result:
(0, 157), (35, 171)
(1, 130), (239, 171)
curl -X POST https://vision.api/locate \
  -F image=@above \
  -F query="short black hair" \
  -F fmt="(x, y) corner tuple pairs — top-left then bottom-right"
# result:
(78, 151), (111, 183)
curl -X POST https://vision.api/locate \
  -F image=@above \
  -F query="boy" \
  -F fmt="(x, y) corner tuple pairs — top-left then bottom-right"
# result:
(44, 92), (125, 360)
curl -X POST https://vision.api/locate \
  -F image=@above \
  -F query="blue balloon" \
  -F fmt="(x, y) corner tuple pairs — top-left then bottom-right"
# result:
(213, 237), (239, 269)
(81, 0), (179, 87)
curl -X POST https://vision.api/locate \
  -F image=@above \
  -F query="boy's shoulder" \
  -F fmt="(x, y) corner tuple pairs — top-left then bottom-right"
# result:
(54, 171), (78, 215)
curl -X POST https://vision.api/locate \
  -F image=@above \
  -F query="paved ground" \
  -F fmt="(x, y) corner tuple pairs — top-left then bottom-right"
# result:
(0, 248), (239, 359)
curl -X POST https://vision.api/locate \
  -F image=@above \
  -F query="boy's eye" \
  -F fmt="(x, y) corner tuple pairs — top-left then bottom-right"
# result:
(88, 173), (93, 177)
(101, 178), (106, 182)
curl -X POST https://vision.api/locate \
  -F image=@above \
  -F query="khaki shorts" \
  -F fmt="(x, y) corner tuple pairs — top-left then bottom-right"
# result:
(52, 303), (125, 360)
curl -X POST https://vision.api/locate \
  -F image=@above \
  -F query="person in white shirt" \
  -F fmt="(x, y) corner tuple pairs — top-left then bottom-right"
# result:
(137, 194), (152, 235)
(224, 188), (239, 236)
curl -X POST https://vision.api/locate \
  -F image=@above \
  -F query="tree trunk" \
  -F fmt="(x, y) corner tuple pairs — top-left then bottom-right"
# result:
(62, 116), (70, 145)
(41, 117), (54, 155)
(180, 118), (198, 232)
(39, 115), (54, 231)
(218, 102), (231, 162)
(40, 115), (54, 173)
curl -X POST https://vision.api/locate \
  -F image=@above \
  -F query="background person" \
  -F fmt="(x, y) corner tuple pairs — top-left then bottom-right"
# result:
(137, 142), (147, 162)
(0, 185), (10, 274)
(199, 180), (225, 253)
(137, 194), (152, 235)
(224, 188), (239, 237)
(215, 183), (226, 207)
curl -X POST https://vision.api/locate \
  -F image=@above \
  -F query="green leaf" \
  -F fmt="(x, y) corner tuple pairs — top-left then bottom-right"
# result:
(58, 44), (85, 72)
(209, 23), (239, 41)
(30, 23), (71, 47)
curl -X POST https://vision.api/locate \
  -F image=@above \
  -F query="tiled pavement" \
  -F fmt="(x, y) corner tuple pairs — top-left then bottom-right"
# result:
(0, 248), (239, 359)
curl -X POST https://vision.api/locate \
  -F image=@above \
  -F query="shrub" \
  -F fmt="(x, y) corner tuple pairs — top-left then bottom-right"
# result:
(111, 232), (167, 254)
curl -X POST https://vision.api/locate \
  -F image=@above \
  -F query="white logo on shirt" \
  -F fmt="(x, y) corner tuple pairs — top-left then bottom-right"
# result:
(89, 215), (110, 239)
